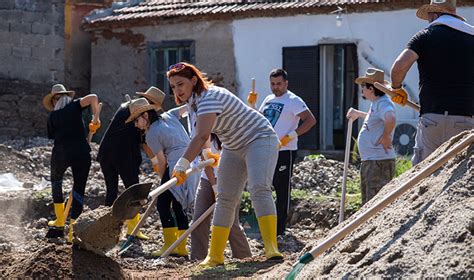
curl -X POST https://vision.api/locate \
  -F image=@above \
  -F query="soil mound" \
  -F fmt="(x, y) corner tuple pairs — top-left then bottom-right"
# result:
(0, 243), (124, 278)
(297, 131), (474, 278)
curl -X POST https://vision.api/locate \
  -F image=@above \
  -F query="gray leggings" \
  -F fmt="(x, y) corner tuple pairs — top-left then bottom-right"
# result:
(213, 135), (279, 227)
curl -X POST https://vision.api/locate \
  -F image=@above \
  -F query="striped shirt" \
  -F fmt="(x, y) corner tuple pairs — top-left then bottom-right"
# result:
(193, 86), (276, 150)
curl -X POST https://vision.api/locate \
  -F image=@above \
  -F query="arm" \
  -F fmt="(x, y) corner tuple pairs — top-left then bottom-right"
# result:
(80, 94), (100, 116)
(154, 150), (167, 178)
(346, 107), (367, 121)
(390, 49), (418, 89)
(377, 111), (396, 152)
(142, 143), (155, 159)
(295, 109), (316, 136)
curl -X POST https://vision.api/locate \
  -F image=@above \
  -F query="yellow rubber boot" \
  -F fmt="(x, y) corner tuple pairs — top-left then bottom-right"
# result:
(175, 229), (189, 257)
(127, 213), (149, 240)
(257, 215), (283, 260)
(151, 227), (178, 257)
(67, 219), (76, 244)
(199, 226), (230, 268)
(48, 203), (65, 228)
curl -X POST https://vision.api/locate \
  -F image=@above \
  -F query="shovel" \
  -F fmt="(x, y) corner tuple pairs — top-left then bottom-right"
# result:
(87, 102), (103, 143)
(338, 118), (353, 224)
(286, 132), (473, 280)
(116, 159), (215, 255)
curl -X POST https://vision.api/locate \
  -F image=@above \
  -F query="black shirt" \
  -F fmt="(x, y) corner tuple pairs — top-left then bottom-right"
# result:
(96, 102), (142, 166)
(47, 99), (91, 159)
(407, 24), (474, 116)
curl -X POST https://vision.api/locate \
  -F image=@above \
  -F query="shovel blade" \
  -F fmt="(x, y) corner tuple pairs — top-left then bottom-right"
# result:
(112, 182), (153, 221)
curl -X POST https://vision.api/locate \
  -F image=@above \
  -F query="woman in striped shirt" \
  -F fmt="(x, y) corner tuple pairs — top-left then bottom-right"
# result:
(167, 62), (283, 267)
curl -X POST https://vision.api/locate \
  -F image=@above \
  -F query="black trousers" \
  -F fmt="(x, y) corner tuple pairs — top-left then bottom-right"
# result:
(50, 153), (91, 220)
(273, 150), (296, 236)
(100, 159), (140, 206)
(156, 169), (189, 230)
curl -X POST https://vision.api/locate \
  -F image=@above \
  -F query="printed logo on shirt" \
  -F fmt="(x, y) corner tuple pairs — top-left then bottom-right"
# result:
(262, 102), (284, 127)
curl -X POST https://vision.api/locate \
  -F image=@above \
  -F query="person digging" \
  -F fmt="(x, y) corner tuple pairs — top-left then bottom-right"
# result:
(44, 84), (101, 242)
(126, 97), (200, 257)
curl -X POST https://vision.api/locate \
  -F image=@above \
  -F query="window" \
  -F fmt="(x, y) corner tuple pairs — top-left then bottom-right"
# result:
(148, 40), (195, 103)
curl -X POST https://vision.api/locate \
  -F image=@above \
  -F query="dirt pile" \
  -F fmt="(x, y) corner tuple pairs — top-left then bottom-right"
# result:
(295, 131), (474, 278)
(292, 156), (358, 196)
(0, 243), (125, 278)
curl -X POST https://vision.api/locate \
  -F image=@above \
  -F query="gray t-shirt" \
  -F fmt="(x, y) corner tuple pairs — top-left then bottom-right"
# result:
(145, 108), (190, 171)
(357, 95), (396, 161)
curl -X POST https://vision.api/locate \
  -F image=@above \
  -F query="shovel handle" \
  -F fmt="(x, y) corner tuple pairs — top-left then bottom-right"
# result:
(338, 118), (353, 224)
(64, 191), (73, 218)
(161, 203), (216, 258)
(373, 82), (420, 112)
(251, 78), (255, 93)
(127, 159), (215, 238)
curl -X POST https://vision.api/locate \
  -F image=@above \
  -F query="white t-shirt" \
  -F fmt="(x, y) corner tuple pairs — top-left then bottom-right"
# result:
(259, 90), (309, 151)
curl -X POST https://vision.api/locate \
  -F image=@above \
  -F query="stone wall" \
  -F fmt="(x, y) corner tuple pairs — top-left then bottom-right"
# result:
(0, 79), (50, 141)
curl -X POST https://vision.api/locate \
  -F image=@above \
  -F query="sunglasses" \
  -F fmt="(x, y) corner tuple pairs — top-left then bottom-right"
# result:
(168, 63), (186, 72)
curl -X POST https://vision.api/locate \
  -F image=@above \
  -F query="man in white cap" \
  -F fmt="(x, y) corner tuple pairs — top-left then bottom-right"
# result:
(389, 0), (473, 165)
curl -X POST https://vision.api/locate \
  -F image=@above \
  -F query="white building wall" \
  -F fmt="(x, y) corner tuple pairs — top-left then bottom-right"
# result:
(232, 7), (474, 122)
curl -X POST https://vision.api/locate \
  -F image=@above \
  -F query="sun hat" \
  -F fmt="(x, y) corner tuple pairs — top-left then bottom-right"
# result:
(136, 86), (165, 108)
(354, 68), (389, 85)
(125, 98), (158, 123)
(43, 84), (75, 111)
(416, 0), (465, 21)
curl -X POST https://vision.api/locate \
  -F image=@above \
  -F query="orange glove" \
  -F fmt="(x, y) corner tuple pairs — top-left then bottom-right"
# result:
(279, 131), (298, 148)
(203, 148), (220, 168)
(88, 120), (101, 134)
(390, 87), (408, 106)
(172, 158), (190, 186)
(247, 91), (258, 107)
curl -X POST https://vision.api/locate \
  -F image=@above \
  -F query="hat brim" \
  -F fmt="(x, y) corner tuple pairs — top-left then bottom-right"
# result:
(42, 91), (75, 111)
(136, 92), (165, 108)
(416, 4), (465, 21)
(354, 77), (390, 86)
(125, 104), (159, 123)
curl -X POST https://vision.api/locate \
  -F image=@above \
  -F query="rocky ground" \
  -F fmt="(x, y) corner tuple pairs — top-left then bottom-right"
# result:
(0, 132), (472, 278)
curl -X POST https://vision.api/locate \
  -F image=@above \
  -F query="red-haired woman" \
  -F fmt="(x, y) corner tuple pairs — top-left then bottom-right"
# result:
(167, 62), (283, 267)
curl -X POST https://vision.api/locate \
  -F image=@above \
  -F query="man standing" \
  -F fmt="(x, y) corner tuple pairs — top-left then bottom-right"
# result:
(390, 0), (473, 165)
(258, 68), (316, 236)
(347, 68), (397, 205)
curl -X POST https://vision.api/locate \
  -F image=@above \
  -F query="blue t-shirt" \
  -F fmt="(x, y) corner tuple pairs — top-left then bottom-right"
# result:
(357, 95), (396, 161)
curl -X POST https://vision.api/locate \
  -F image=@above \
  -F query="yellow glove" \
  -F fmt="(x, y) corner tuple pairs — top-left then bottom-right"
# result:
(390, 87), (408, 106)
(247, 91), (258, 107)
(203, 148), (220, 168)
(172, 158), (190, 186)
(88, 120), (101, 134)
(279, 131), (298, 148)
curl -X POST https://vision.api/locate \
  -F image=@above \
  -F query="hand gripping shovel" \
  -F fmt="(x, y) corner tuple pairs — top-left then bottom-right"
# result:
(87, 102), (103, 143)
(116, 159), (215, 255)
(373, 82), (420, 112)
(338, 118), (353, 224)
(286, 132), (473, 279)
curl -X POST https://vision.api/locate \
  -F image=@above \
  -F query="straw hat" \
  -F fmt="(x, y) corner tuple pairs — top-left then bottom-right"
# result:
(416, 0), (464, 21)
(354, 68), (389, 85)
(136, 86), (166, 108)
(43, 84), (75, 111)
(125, 98), (157, 123)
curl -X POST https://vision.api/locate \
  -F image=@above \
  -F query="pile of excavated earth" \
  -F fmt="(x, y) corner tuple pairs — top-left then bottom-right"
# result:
(0, 131), (472, 278)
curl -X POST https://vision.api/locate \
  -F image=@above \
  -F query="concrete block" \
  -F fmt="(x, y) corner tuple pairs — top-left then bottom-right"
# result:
(11, 45), (31, 57)
(32, 22), (51, 35)
(32, 46), (52, 59)
(0, 21), (9, 32)
(15, 0), (49, 12)
(43, 35), (64, 49)
(46, 58), (64, 71)
(0, 43), (12, 56)
(20, 33), (44, 47)
(0, 0), (15, 9)
(0, 31), (20, 44)
(22, 11), (45, 23)
(10, 22), (31, 34)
